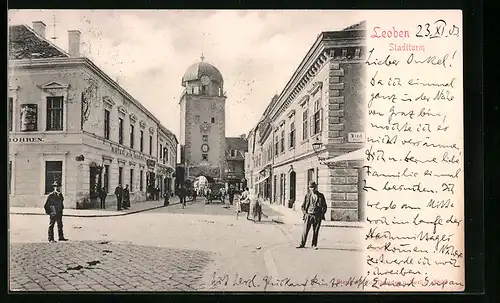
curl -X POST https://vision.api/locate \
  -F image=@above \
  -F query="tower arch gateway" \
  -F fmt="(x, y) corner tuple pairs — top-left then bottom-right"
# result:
(179, 56), (227, 182)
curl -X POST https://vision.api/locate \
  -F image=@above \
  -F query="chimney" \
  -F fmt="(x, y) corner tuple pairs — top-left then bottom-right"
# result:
(32, 21), (46, 38)
(68, 30), (81, 57)
(240, 134), (247, 140)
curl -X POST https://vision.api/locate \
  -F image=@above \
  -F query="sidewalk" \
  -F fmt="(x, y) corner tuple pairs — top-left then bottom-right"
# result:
(262, 201), (364, 228)
(9, 197), (181, 218)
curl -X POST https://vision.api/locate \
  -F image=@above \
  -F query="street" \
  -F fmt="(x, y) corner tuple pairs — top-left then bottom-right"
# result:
(10, 198), (364, 292)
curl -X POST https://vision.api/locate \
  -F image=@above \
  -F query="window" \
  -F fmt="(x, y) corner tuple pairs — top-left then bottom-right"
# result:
(211, 117), (215, 124)
(104, 165), (110, 192)
(307, 168), (315, 188)
(9, 98), (13, 131)
(202, 154), (208, 161)
(195, 115), (200, 123)
(130, 169), (134, 192)
(130, 124), (135, 148)
(164, 147), (168, 162)
(193, 86), (199, 94)
(229, 163), (235, 172)
(312, 99), (323, 135)
(118, 118), (124, 144)
(140, 170), (144, 191)
(280, 129), (285, 153)
(149, 135), (153, 156)
(289, 121), (296, 149)
(140, 130), (144, 152)
(46, 96), (63, 131)
(8, 161), (12, 194)
(104, 110), (110, 139)
(230, 149), (236, 157)
(159, 144), (163, 159)
(202, 135), (208, 142)
(275, 131), (279, 156)
(118, 167), (123, 185)
(302, 109), (308, 140)
(202, 86), (208, 95)
(45, 161), (62, 194)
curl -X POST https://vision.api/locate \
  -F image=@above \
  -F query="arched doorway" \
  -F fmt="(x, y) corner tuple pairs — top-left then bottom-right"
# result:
(289, 171), (296, 208)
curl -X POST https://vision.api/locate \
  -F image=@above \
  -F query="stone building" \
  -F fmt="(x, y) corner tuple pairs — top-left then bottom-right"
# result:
(245, 21), (366, 221)
(8, 21), (177, 209)
(178, 56), (227, 184)
(225, 135), (248, 190)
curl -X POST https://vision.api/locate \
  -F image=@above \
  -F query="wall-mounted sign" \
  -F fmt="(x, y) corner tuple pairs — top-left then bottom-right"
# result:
(348, 132), (365, 143)
(20, 104), (38, 132)
(9, 136), (44, 143)
(111, 146), (147, 162)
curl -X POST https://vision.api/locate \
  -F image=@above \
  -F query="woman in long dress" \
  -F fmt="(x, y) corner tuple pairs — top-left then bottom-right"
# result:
(248, 187), (261, 223)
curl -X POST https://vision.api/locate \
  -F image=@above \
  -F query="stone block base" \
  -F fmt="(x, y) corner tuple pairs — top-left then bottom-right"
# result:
(331, 209), (359, 222)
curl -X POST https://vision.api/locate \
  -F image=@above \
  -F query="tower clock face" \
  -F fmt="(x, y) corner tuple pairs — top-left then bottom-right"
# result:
(200, 122), (211, 133)
(200, 75), (211, 85)
(201, 144), (210, 153)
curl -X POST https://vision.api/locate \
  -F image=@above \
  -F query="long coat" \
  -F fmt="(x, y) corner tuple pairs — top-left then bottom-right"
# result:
(301, 191), (328, 220)
(114, 186), (123, 199)
(44, 191), (64, 216)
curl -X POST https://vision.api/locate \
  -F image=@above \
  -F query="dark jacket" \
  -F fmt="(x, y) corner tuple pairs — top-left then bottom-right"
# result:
(123, 188), (130, 202)
(99, 188), (107, 200)
(114, 186), (123, 199)
(301, 191), (327, 220)
(44, 191), (64, 216)
(178, 187), (187, 198)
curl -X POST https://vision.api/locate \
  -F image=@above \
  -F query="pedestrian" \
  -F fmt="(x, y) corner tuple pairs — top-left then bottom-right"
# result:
(44, 180), (68, 243)
(164, 189), (170, 207)
(123, 184), (130, 210)
(249, 187), (261, 223)
(228, 186), (235, 205)
(156, 187), (160, 200)
(99, 186), (107, 209)
(297, 181), (327, 250)
(114, 184), (123, 211)
(178, 185), (187, 209)
(205, 187), (212, 204)
(192, 189), (197, 201)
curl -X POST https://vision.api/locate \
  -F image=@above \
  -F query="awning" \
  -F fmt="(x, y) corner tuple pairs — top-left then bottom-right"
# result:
(255, 176), (270, 186)
(322, 148), (365, 164)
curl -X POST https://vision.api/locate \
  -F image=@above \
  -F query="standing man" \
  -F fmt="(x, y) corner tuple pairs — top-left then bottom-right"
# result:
(123, 184), (130, 210)
(297, 181), (327, 250)
(114, 184), (123, 211)
(44, 181), (68, 243)
(228, 186), (235, 205)
(99, 186), (107, 209)
(178, 184), (187, 209)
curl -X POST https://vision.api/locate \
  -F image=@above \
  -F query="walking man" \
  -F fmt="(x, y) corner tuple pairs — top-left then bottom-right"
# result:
(44, 181), (67, 243)
(114, 184), (123, 211)
(178, 185), (187, 209)
(123, 184), (130, 210)
(228, 186), (235, 205)
(297, 181), (327, 249)
(99, 186), (107, 209)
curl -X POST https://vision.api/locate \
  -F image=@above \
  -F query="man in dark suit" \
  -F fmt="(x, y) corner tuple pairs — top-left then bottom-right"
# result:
(178, 185), (187, 209)
(44, 181), (68, 243)
(114, 184), (123, 211)
(297, 181), (327, 249)
(123, 184), (130, 210)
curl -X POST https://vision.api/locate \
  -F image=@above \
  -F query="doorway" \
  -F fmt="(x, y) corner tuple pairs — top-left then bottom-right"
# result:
(289, 171), (296, 208)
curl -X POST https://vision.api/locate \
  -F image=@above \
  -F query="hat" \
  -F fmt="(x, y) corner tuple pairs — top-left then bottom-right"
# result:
(52, 180), (60, 187)
(308, 181), (317, 188)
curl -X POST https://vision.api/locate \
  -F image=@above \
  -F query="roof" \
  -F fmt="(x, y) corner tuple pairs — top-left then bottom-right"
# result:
(226, 137), (248, 152)
(8, 24), (69, 60)
(182, 61), (224, 86)
(343, 20), (366, 31)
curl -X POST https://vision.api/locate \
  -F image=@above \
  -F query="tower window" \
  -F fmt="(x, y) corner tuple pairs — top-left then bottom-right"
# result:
(202, 135), (208, 142)
(195, 115), (200, 123)
(202, 154), (208, 161)
(211, 117), (215, 123)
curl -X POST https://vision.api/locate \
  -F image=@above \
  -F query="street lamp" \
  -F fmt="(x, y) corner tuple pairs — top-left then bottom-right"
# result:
(312, 137), (323, 161)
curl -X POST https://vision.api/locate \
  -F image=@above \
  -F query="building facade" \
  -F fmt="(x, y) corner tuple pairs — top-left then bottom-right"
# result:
(225, 135), (248, 190)
(179, 57), (226, 184)
(8, 22), (177, 209)
(245, 21), (366, 221)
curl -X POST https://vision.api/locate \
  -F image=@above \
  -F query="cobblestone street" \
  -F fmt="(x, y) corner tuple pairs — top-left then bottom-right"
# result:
(10, 199), (363, 292)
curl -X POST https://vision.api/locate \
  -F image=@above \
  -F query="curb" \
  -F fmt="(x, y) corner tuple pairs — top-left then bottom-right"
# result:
(270, 217), (363, 228)
(10, 202), (181, 218)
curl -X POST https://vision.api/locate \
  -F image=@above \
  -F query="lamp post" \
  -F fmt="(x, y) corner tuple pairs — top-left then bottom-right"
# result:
(312, 137), (324, 164)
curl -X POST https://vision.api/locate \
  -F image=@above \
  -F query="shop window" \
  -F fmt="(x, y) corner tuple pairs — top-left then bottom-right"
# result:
(104, 109), (110, 139)
(118, 118), (124, 144)
(104, 165), (110, 192)
(130, 169), (134, 192)
(130, 124), (135, 148)
(118, 166), (123, 186)
(46, 97), (63, 131)
(45, 161), (62, 194)
(140, 130), (144, 152)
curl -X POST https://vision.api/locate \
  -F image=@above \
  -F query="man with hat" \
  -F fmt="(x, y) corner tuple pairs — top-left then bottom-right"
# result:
(297, 181), (327, 249)
(44, 180), (68, 243)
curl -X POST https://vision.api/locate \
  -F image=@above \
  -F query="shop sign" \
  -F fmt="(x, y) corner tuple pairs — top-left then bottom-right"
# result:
(111, 146), (147, 162)
(20, 104), (38, 131)
(9, 136), (44, 143)
(348, 132), (365, 143)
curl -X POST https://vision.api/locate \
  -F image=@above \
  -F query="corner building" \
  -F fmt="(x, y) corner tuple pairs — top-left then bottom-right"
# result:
(8, 22), (177, 209)
(246, 21), (367, 221)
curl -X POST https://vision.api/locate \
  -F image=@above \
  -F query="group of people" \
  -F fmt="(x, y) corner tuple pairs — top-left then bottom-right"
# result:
(113, 184), (131, 211)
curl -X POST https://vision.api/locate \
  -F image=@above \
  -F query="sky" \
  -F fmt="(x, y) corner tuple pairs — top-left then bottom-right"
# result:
(8, 10), (361, 138)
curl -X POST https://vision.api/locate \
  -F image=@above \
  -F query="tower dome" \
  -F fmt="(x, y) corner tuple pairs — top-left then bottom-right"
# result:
(181, 55), (224, 87)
